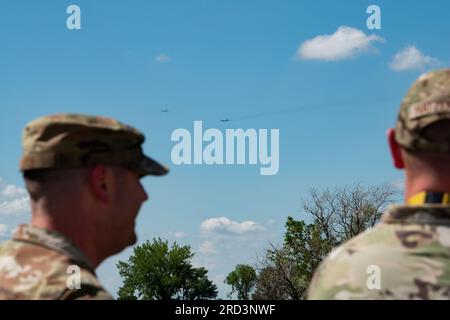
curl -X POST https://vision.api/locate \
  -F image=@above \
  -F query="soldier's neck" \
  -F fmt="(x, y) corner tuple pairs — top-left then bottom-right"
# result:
(30, 208), (105, 269)
(404, 170), (450, 203)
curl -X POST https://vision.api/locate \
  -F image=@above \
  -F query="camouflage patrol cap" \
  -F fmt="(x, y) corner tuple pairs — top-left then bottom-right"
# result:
(20, 113), (169, 176)
(395, 68), (450, 153)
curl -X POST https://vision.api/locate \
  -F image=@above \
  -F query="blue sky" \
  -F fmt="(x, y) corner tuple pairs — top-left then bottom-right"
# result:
(1, 0), (449, 298)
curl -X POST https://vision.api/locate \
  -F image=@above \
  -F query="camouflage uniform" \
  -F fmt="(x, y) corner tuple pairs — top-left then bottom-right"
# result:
(308, 204), (450, 299)
(0, 225), (112, 300)
(308, 69), (450, 300)
(0, 113), (168, 300)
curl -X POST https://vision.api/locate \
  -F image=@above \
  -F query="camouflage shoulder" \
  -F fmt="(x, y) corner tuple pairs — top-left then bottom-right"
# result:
(307, 226), (380, 300)
(0, 240), (112, 300)
(308, 223), (450, 300)
(58, 268), (113, 300)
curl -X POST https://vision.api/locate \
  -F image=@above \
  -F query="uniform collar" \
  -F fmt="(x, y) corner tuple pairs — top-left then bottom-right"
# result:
(407, 191), (450, 205)
(381, 204), (450, 225)
(13, 224), (96, 272)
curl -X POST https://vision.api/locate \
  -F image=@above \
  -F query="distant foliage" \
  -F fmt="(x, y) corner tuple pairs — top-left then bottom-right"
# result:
(117, 238), (217, 300)
(253, 183), (398, 300)
(225, 264), (257, 300)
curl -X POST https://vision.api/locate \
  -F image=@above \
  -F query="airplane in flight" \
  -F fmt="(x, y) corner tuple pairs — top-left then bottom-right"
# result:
(220, 118), (230, 122)
(161, 108), (169, 113)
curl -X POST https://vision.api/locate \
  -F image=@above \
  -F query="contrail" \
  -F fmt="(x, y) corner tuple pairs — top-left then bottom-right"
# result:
(223, 96), (399, 122)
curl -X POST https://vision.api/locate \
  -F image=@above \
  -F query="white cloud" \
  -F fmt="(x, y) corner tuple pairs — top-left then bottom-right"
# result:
(0, 224), (7, 236)
(212, 273), (228, 297)
(295, 26), (384, 61)
(0, 198), (29, 215)
(193, 217), (276, 298)
(390, 46), (438, 71)
(155, 53), (171, 63)
(1, 184), (27, 198)
(167, 231), (186, 239)
(0, 178), (30, 215)
(195, 217), (267, 271)
(173, 231), (185, 238)
(192, 252), (217, 271)
(199, 240), (218, 255)
(200, 217), (265, 235)
(212, 273), (226, 284)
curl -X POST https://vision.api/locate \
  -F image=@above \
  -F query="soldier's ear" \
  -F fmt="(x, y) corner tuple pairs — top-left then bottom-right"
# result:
(89, 165), (111, 203)
(387, 128), (405, 169)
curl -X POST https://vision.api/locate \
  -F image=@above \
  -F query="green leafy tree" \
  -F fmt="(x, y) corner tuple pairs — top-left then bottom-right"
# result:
(252, 265), (290, 300)
(117, 238), (217, 300)
(253, 183), (398, 299)
(253, 219), (331, 300)
(225, 264), (257, 300)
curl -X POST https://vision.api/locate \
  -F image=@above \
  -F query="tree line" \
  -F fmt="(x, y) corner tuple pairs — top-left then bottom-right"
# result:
(117, 183), (398, 300)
